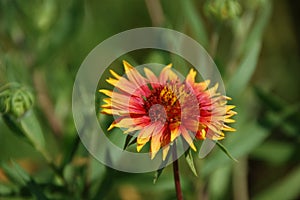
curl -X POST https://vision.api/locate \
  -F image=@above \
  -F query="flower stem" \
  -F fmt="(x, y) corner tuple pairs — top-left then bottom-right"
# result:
(172, 144), (183, 200)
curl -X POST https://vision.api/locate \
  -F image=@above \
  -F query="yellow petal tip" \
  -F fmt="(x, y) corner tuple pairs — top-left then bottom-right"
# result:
(123, 60), (134, 72)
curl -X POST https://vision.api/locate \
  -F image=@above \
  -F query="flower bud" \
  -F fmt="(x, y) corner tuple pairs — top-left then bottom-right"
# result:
(0, 83), (34, 118)
(205, 0), (241, 22)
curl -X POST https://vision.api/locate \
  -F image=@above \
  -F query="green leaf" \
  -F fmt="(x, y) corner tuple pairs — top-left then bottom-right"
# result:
(264, 104), (300, 130)
(181, 0), (209, 47)
(2, 114), (24, 137)
(209, 164), (232, 200)
(242, 1), (272, 54)
(227, 41), (261, 98)
(92, 154), (118, 200)
(184, 148), (198, 176)
(216, 141), (238, 162)
(227, 1), (272, 98)
(1, 161), (47, 199)
(60, 135), (81, 169)
(123, 134), (137, 150)
(201, 120), (269, 176)
(254, 86), (285, 111)
(1, 162), (26, 185)
(63, 164), (76, 185)
(202, 89), (299, 176)
(153, 167), (165, 184)
(88, 157), (106, 184)
(13, 161), (47, 200)
(20, 111), (45, 152)
(153, 149), (172, 184)
(0, 184), (15, 196)
(255, 87), (300, 138)
(2, 111), (52, 163)
(11, 160), (31, 183)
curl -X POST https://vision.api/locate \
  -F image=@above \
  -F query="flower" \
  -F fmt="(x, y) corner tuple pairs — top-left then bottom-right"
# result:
(100, 61), (236, 160)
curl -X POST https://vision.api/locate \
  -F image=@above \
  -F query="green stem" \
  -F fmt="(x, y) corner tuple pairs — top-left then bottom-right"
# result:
(39, 147), (67, 185)
(60, 134), (81, 170)
(210, 29), (220, 58)
(209, 24), (221, 58)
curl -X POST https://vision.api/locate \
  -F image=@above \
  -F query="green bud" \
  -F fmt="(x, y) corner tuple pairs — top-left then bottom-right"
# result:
(205, 0), (242, 22)
(0, 83), (34, 118)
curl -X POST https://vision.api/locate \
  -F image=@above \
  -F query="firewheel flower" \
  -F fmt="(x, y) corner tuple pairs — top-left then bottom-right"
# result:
(100, 61), (236, 160)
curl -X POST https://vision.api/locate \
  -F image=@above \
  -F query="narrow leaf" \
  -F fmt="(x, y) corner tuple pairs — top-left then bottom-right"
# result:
(216, 141), (238, 162)
(2, 161), (47, 199)
(20, 111), (45, 151)
(2, 114), (24, 137)
(1, 162), (26, 185)
(199, 139), (217, 159)
(201, 115), (269, 176)
(181, 0), (209, 47)
(185, 148), (198, 176)
(153, 149), (172, 184)
(153, 167), (165, 184)
(123, 134), (137, 150)
(242, 1), (272, 53)
(227, 41), (261, 98)
(254, 86), (285, 111)
(11, 160), (31, 183)
(128, 137), (137, 147)
(92, 151), (118, 200)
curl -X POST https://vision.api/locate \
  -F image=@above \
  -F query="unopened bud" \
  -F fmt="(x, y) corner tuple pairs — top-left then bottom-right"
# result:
(205, 0), (241, 22)
(0, 83), (34, 118)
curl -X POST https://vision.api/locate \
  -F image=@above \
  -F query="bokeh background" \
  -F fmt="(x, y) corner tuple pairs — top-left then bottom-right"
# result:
(0, 0), (300, 199)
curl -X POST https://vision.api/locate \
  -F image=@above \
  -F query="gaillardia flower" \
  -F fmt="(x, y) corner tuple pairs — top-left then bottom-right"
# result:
(100, 61), (236, 160)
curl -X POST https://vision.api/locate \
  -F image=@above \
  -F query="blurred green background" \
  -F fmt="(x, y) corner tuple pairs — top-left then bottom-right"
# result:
(0, 0), (300, 199)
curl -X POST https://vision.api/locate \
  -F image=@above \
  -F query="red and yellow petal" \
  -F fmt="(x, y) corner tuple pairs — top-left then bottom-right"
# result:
(180, 127), (197, 151)
(137, 123), (157, 152)
(150, 124), (165, 159)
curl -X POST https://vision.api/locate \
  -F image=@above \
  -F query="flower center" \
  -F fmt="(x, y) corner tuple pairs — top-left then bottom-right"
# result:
(143, 85), (182, 124)
(148, 104), (167, 123)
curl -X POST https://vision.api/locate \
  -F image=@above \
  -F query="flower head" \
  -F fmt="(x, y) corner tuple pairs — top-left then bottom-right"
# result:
(100, 61), (236, 160)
